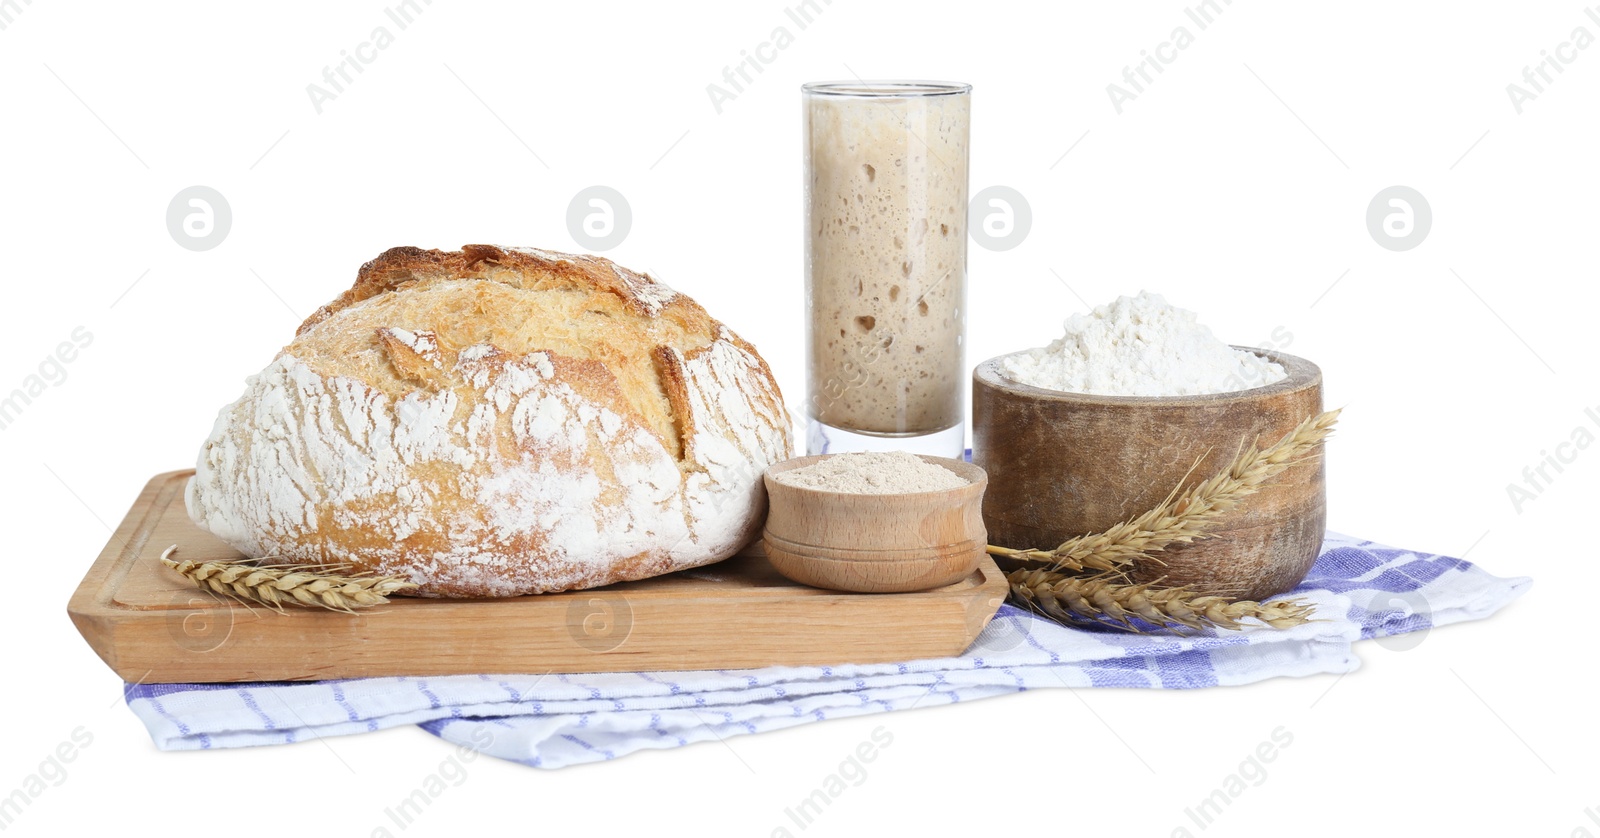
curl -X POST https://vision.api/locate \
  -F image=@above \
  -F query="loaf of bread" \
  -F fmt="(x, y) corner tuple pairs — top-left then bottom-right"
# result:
(186, 245), (794, 596)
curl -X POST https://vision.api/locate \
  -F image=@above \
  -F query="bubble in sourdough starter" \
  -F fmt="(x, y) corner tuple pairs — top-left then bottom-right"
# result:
(567, 185), (632, 251)
(166, 186), (232, 251)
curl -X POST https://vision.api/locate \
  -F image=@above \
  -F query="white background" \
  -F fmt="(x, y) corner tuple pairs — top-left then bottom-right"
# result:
(3, 0), (1596, 834)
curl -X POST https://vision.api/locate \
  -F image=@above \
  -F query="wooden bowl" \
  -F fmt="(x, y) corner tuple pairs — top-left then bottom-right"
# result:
(762, 455), (988, 593)
(972, 348), (1325, 600)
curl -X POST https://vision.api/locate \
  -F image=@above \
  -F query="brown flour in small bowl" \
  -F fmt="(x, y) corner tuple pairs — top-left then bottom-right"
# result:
(770, 451), (968, 495)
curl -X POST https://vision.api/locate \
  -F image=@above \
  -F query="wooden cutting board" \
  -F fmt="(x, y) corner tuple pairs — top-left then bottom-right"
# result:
(69, 471), (1007, 683)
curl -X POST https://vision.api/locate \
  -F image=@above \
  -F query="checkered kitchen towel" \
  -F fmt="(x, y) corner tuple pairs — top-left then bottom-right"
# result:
(124, 531), (1528, 769)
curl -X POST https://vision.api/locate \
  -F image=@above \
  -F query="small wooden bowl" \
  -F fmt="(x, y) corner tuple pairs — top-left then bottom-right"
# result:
(762, 455), (988, 593)
(973, 348), (1325, 601)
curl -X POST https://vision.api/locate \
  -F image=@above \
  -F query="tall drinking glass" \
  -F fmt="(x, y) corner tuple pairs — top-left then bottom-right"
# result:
(802, 81), (971, 457)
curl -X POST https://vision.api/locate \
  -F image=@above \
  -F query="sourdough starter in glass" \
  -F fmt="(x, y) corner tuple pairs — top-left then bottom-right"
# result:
(803, 82), (971, 456)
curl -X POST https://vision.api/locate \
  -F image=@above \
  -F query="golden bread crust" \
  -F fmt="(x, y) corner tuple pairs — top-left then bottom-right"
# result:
(187, 245), (793, 596)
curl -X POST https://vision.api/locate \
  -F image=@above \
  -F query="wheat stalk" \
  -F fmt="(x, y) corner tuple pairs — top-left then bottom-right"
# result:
(160, 545), (418, 613)
(988, 408), (1339, 633)
(988, 408), (1340, 573)
(1008, 567), (1316, 632)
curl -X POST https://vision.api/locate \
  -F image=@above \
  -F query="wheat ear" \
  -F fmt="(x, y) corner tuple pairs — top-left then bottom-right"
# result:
(988, 408), (1340, 573)
(1008, 568), (1316, 632)
(160, 545), (418, 613)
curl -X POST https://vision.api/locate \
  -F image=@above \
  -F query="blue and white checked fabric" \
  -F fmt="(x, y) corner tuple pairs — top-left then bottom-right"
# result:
(124, 531), (1528, 769)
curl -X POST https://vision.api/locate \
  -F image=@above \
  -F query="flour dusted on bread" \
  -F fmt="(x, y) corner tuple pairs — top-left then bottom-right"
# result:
(186, 245), (794, 597)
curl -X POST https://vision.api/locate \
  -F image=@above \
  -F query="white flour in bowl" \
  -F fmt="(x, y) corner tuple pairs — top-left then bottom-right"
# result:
(1000, 292), (1287, 396)
(771, 451), (968, 494)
